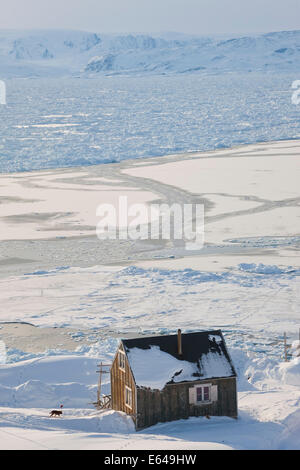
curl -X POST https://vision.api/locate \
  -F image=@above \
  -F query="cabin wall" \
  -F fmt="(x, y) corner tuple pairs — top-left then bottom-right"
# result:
(111, 345), (137, 422)
(136, 377), (237, 430)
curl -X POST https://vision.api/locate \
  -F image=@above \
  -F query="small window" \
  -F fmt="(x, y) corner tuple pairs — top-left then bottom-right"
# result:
(125, 386), (133, 409)
(118, 351), (126, 371)
(196, 385), (211, 403)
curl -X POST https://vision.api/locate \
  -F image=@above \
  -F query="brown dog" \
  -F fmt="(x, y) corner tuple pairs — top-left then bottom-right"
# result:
(49, 405), (63, 417)
(50, 410), (62, 417)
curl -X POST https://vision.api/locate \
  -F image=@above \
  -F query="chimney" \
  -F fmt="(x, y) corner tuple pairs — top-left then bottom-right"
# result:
(177, 329), (183, 356)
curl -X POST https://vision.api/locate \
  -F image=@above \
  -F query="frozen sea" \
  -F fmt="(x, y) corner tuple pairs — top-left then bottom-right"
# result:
(0, 72), (300, 173)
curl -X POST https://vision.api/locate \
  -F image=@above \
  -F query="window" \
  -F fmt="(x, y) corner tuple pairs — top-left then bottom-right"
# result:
(118, 351), (126, 371)
(125, 386), (133, 409)
(196, 385), (211, 403)
(189, 384), (217, 405)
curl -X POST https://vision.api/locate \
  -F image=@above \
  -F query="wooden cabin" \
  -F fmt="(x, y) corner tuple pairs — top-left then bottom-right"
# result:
(111, 329), (238, 430)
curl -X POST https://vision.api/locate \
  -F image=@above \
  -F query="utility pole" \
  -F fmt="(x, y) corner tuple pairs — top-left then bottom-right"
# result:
(95, 362), (111, 409)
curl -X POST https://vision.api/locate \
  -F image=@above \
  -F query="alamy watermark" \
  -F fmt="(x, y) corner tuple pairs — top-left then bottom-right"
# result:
(0, 80), (6, 105)
(291, 80), (300, 105)
(96, 197), (205, 250)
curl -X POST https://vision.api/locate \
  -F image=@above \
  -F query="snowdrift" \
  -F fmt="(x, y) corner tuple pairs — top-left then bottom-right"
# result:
(0, 356), (102, 408)
(279, 357), (300, 387)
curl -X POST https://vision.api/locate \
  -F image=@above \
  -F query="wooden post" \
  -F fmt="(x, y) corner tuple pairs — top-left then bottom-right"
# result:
(95, 363), (111, 409)
(97, 362), (103, 406)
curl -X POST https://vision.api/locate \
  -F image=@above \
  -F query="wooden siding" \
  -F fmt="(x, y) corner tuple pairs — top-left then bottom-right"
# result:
(136, 377), (237, 430)
(111, 343), (137, 423)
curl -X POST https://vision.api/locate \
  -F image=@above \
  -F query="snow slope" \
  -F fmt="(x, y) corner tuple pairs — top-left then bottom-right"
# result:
(0, 356), (100, 408)
(0, 347), (299, 449)
(0, 29), (300, 77)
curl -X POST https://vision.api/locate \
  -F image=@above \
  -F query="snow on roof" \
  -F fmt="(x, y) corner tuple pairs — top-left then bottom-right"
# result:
(123, 330), (236, 390)
(126, 346), (198, 390)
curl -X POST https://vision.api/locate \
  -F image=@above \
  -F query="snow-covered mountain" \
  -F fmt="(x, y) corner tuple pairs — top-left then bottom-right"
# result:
(0, 29), (300, 77)
(0, 30), (103, 77)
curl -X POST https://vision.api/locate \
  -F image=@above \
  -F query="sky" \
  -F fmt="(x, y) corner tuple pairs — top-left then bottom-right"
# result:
(0, 0), (300, 35)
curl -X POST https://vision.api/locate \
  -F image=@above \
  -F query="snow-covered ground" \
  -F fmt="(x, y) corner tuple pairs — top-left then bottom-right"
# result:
(0, 348), (299, 449)
(0, 139), (299, 449)
(0, 171), (157, 240)
(0, 139), (299, 276)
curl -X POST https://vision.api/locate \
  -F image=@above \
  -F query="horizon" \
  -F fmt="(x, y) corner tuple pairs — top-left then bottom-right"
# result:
(0, 26), (299, 37)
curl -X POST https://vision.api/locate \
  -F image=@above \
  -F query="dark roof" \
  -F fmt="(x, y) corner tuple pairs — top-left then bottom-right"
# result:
(122, 330), (236, 387)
